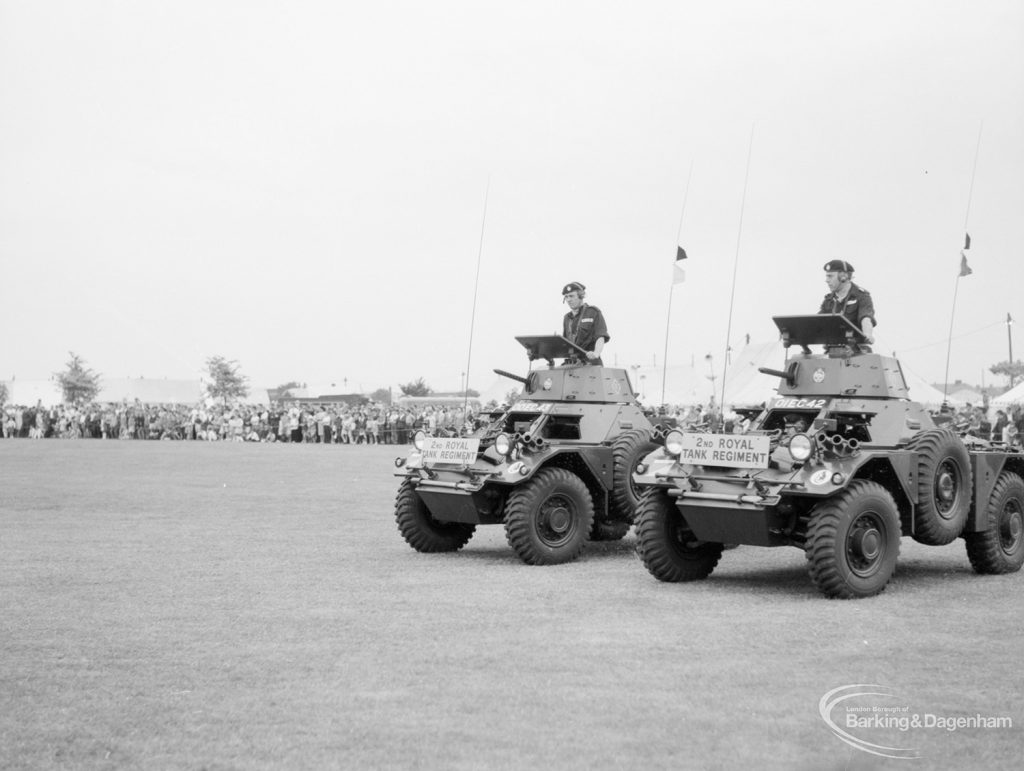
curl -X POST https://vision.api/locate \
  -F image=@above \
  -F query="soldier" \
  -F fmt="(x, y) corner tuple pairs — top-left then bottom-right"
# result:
(819, 260), (875, 352)
(561, 281), (609, 365)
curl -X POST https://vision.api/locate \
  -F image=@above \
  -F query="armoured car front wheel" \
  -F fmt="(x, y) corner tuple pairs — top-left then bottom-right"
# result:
(905, 428), (972, 545)
(634, 488), (724, 582)
(804, 480), (900, 599)
(965, 471), (1024, 575)
(395, 479), (476, 552)
(504, 467), (594, 565)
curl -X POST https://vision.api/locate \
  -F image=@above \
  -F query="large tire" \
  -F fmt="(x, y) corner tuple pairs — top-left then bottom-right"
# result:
(804, 480), (900, 599)
(504, 467), (594, 565)
(965, 472), (1024, 575)
(590, 520), (631, 542)
(395, 479), (475, 553)
(634, 488), (723, 582)
(610, 429), (660, 522)
(905, 428), (972, 545)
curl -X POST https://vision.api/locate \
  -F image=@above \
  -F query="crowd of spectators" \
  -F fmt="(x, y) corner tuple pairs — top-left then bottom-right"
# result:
(0, 399), (484, 443)
(3, 398), (1023, 448)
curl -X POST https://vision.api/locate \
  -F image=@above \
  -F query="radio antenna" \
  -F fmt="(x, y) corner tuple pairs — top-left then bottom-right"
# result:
(463, 178), (490, 424)
(718, 125), (756, 425)
(660, 158), (694, 406)
(941, 123), (983, 403)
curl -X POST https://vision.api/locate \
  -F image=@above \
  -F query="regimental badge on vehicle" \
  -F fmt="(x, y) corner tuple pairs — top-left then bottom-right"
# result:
(608, 379), (622, 395)
(813, 368), (826, 383)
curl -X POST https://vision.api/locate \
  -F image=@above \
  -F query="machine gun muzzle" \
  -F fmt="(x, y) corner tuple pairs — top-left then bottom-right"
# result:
(493, 368), (530, 386)
(758, 360), (799, 388)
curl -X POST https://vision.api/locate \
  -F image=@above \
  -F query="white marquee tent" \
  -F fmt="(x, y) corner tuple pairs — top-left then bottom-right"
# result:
(991, 381), (1024, 408)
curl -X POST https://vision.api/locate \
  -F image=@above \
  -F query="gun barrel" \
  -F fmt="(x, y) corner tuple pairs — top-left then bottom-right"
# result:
(493, 368), (529, 386)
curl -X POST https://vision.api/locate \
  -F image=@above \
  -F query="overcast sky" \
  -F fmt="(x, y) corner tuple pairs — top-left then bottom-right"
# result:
(2, 0), (1022, 397)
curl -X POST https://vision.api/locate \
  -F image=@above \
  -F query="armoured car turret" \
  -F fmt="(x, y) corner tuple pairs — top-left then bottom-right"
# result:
(393, 335), (659, 565)
(633, 314), (1024, 598)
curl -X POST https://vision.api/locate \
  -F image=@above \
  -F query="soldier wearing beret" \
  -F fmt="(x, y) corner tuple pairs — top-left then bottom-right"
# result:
(562, 281), (609, 365)
(819, 260), (875, 352)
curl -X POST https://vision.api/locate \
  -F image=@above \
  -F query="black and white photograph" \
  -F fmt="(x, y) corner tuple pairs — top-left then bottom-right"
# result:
(2, 1), (1022, 768)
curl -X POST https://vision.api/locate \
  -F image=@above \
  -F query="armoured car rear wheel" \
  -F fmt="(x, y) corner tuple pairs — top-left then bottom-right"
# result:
(610, 429), (660, 523)
(905, 428), (972, 545)
(634, 488), (724, 582)
(965, 472), (1024, 575)
(395, 479), (476, 552)
(805, 480), (900, 599)
(504, 467), (594, 565)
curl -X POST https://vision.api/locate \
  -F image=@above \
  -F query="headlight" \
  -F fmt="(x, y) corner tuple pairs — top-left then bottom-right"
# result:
(664, 430), (685, 457)
(494, 432), (513, 456)
(790, 433), (813, 462)
(413, 430), (427, 451)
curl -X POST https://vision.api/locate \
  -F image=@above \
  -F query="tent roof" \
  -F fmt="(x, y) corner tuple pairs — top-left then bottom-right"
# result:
(901, 370), (963, 410)
(991, 381), (1024, 407)
(720, 341), (786, 408)
(949, 388), (984, 404)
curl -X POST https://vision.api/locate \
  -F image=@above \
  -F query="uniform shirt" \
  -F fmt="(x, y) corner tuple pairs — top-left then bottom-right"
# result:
(563, 303), (610, 356)
(818, 282), (876, 334)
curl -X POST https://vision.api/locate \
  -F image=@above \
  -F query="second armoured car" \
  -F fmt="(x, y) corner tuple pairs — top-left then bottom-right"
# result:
(394, 335), (659, 565)
(632, 314), (1024, 598)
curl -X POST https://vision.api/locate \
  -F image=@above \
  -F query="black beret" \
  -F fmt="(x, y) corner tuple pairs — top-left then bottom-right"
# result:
(823, 260), (854, 273)
(562, 281), (586, 295)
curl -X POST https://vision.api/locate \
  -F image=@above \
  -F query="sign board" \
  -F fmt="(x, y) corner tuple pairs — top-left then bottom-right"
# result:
(422, 437), (480, 466)
(679, 433), (771, 469)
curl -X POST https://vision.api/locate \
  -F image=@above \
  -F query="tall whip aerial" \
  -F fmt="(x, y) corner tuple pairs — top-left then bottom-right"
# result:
(941, 123), (983, 403)
(463, 178), (491, 421)
(660, 159), (694, 406)
(718, 125), (756, 424)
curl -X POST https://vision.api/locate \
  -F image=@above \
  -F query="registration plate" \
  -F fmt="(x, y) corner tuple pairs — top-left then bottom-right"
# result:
(422, 437), (481, 466)
(679, 433), (771, 469)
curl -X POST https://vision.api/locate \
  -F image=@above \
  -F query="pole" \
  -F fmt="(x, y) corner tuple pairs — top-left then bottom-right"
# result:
(941, 123), (983, 402)
(1009, 313), (1016, 388)
(463, 178), (490, 419)
(719, 125), (756, 425)
(661, 159), (694, 407)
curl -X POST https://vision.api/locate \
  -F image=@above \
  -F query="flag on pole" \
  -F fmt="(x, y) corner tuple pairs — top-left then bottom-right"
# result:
(964, 233), (971, 250)
(959, 251), (972, 277)
(673, 246), (688, 284)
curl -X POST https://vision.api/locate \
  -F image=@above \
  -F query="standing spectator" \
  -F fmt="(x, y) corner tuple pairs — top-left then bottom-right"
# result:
(991, 410), (1009, 442)
(288, 403), (302, 443)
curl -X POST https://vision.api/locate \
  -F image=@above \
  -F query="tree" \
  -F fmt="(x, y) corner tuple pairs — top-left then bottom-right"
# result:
(461, 388), (481, 398)
(0, 382), (8, 407)
(205, 356), (249, 405)
(990, 360), (1024, 388)
(370, 387), (392, 405)
(399, 378), (432, 397)
(55, 352), (102, 405)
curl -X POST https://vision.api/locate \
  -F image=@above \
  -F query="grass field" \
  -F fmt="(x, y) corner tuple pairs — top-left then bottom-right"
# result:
(2, 441), (1021, 770)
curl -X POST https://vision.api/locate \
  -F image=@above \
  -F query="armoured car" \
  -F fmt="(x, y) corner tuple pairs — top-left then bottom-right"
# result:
(394, 335), (659, 565)
(633, 314), (1024, 598)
